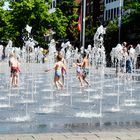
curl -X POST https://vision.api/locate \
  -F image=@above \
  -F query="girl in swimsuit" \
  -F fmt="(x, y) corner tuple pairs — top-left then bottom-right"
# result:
(54, 54), (66, 89)
(45, 54), (66, 90)
(81, 53), (90, 87)
(60, 53), (66, 85)
(73, 59), (84, 87)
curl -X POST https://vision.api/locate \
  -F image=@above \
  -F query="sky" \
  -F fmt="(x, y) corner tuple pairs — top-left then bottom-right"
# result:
(2, 2), (10, 10)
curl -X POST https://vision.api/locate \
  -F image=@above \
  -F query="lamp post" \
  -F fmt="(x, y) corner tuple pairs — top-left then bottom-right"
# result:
(118, 0), (122, 43)
(80, 0), (86, 51)
(82, 0), (86, 50)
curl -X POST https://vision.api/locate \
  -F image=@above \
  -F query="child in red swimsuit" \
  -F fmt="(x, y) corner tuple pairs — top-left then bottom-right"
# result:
(9, 53), (20, 87)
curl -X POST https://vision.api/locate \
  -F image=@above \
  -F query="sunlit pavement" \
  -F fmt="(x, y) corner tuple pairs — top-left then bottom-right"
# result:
(0, 129), (140, 140)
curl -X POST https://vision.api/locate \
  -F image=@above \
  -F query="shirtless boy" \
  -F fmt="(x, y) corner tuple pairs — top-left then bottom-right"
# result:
(9, 53), (20, 87)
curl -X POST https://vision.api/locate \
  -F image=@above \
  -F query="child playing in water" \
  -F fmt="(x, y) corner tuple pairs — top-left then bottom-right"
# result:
(45, 54), (66, 90)
(81, 53), (90, 87)
(73, 59), (84, 87)
(58, 52), (67, 85)
(9, 53), (20, 87)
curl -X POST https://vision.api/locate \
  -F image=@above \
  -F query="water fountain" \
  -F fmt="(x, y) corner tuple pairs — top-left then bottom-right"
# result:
(109, 43), (126, 112)
(75, 25), (106, 120)
(0, 45), (3, 61)
(1, 24), (140, 133)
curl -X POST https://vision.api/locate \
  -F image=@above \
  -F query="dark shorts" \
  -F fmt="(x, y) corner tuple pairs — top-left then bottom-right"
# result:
(82, 68), (89, 76)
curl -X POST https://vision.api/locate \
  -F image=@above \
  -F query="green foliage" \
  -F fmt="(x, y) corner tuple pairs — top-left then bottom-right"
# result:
(104, 20), (118, 64)
(85, 16), (96, 42)
(1, 0), (139, 48)
(106, 21), (118, 34)
(0, 0), (4, 6)
(7, 0), (51, 46)
(50, 8), (68, 39)
(121, 0), (140, 42)
(105, 20), (118, 46)
(68, 19), (79, 41)
(0, 1), (10, 40)
(57, 0), (78, 17)
(104, 0), (140, 61)
(57, 0), (79, 41)
(0, 0), (78, 47)
(105, 0), (140, 43)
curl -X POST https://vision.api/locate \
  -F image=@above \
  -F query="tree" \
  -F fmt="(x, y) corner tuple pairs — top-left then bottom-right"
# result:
(57, 0), (80, 42)
(104, 0), (140, 65)
(7, 0), (51, 47)
(122, 0), (140, 44)
(85, 16), (96, 45)
(104, 20), (118, 66)
(0, 0), (71, 48)
(0, 0), (10, 41)
(50, 8), (68, 40)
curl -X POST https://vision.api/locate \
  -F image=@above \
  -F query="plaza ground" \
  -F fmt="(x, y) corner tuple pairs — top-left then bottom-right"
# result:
(0, 129), (140, 140)
(1, 62), (140, 139)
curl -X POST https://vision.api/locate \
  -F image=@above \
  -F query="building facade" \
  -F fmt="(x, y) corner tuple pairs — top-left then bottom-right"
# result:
(84, 0), (104, 25)
(104, 0), (124, 21)
(49, 0), (57, 13)
(76, 0), (124, 24)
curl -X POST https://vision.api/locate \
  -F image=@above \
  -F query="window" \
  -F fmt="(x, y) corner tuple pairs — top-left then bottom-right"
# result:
(50, 3), (52, 9)
(108, 9), (110, 19)
(111, 8), (113, 19)
(53, 0), (56, 8)
(106, 10), (108, 20)
(114, 8), (116, 18)
(117, 7), (119, 16)
(106, 0), (108, 4)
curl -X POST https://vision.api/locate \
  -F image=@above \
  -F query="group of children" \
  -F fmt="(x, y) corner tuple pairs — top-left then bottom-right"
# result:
(74, 53), (90, 87)
(8, 51), (90, 90)
(46, 52), (90, 90)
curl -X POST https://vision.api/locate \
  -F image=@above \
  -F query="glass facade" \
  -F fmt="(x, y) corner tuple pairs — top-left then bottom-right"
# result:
(106, 0), (117, 4)
(50, 0), (56, 9)
(104, 0), (123, 21)
(105, 7), (120, 20)
(49, 0), (56, 13)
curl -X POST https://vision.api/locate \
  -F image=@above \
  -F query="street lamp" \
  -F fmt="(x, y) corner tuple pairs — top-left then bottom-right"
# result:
(79, 0), (86, 51)
(82, 0), (86, 50)
(118, 0), (123, 43)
